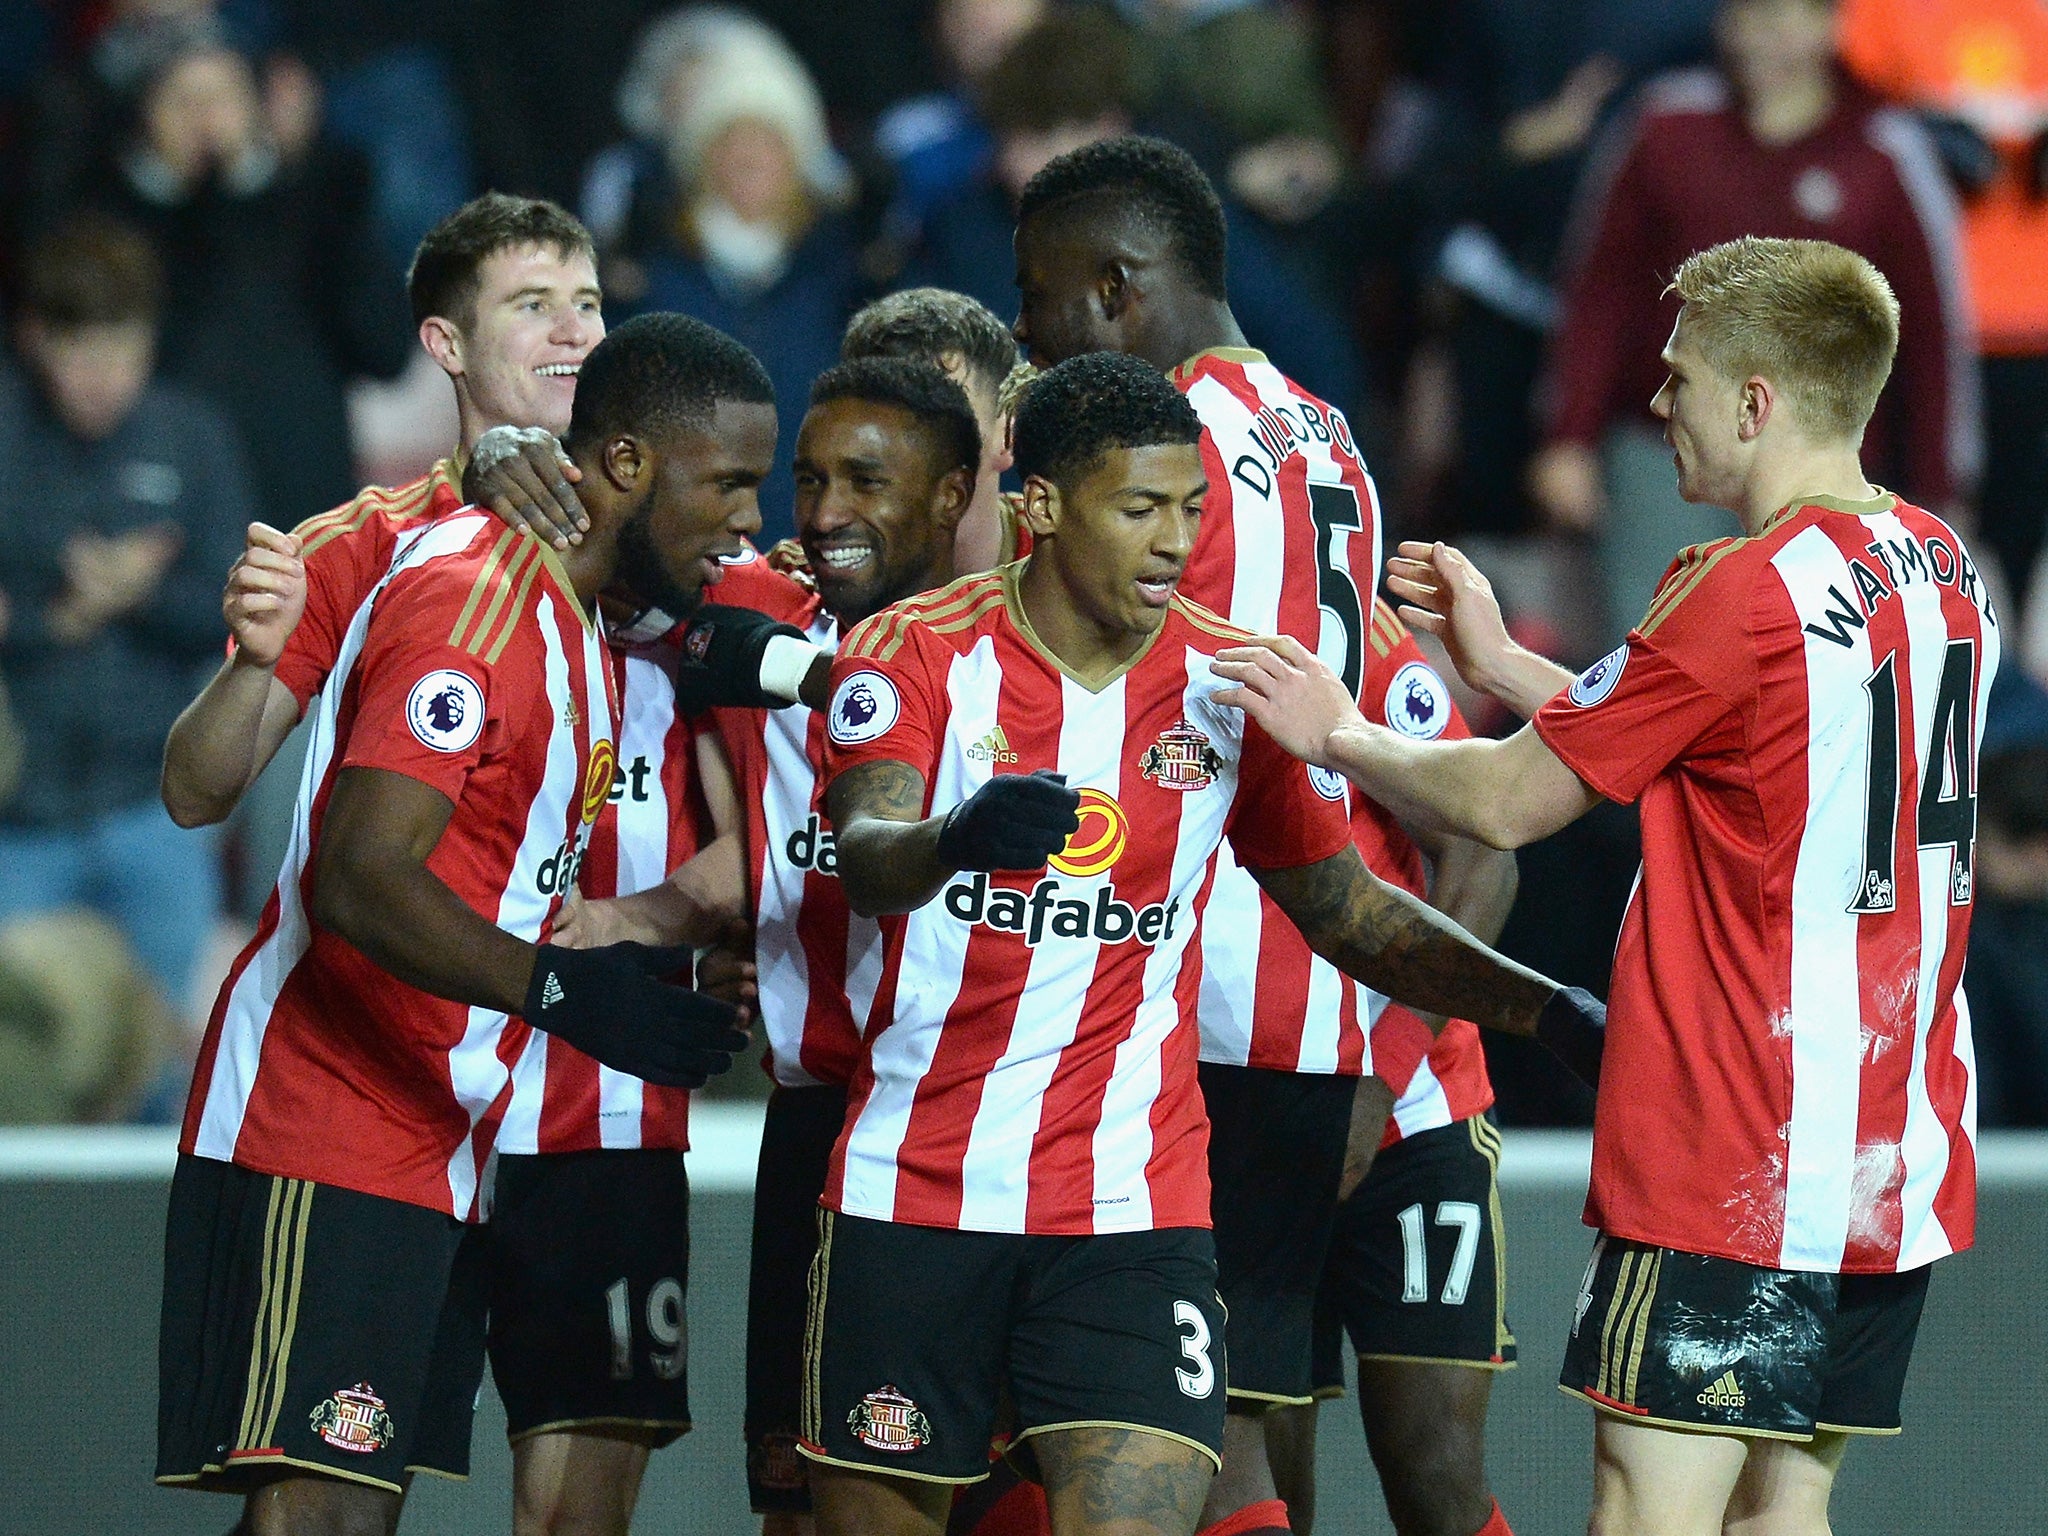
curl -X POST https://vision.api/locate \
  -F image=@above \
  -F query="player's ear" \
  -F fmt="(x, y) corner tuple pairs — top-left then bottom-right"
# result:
(1737, 375), (1775, 443)
(1099, 258), (1132, 321)
(932, 466), (973, 534)
(419, 315), (462, 377)
(1019, 475), (1059, 537)
(600, 434), (645, 492)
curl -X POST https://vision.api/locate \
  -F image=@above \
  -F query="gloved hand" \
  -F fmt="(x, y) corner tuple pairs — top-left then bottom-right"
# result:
(935, 770), (1082, 872)
(1536, 984), (1606, 1089)
(668, 602), (821, 714)
(523, 941), (749, 1088)
(1920, 112), (2001, 196)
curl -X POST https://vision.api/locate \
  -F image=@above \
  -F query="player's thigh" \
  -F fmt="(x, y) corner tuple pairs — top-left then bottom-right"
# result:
(809, 1462), (952, 1536)
(155, 1154), (485, 1499)
(1006, 1226), (1227, 1484)
(1353, 1359), (1496, 1536)
(800, 1212), (1015, 1486)
(1721, 1431), (1848, 1536)
(510, 1427), (656, 1536)
(241, 1469), (408, 1536)
(1589, 1415), (1748, 1536)
(1032, 1424), (1212, 1536)
(486, 1149), (692, 1455)
(748, 1084), (848, 1516)
(1199, 1063), (1353, 1411)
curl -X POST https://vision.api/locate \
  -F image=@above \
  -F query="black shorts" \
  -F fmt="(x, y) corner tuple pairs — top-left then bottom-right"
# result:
(745, 1083), (847, 1512)
(485, 1149), (692, 1444)
(1311, 1115), (1516, 1392)
(156, 1154), (488, 1494)
(799, 1212), (1227, 1484)
(1559, 1235), (1931, 1439)
(1201, 1062), (1354, 1408)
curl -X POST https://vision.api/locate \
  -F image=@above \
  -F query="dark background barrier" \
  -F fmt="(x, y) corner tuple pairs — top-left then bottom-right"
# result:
(3, 1125), (2042, 1535)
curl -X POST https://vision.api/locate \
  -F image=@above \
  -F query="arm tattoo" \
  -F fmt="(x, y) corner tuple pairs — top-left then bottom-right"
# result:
(825, 759), (953, 917)
(826, 759), (927, 827)
(1254, 848), (1553, 1036)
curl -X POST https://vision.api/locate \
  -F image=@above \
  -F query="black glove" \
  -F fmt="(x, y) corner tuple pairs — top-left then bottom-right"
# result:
(935, 770), (1082, 872)
(523, 942), (749, 1088)
(1536, 985), (1606, 1089)
(1920, 112), (2001, 196)
(668, 602), (819, 715)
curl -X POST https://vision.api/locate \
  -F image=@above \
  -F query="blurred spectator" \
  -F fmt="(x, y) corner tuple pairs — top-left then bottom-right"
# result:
(1968, 730), (2048, 1127)
(910, 9), (1361, 411)
(1106, 0), (1347, 225)
(1534, 0), (1978, 635)
(59, 15), (412, 528)
(601, 12), (864, 542)
(0, 214), (252, 1021)
(1840, 0), (2048, 619)
(873, 0), (1046, 236)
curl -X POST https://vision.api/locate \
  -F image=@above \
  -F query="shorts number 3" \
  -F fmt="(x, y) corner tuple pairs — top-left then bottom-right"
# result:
(1173, 1300), (1215, 1398)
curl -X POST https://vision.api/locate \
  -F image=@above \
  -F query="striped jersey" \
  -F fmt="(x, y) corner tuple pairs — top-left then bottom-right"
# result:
(182, 515), (618, 1219)
(707, 555), (870, 1089)
(1172, 348), (1494, 1139)
(819, 570), (1354, 1235)
(1534, 492), (1998, 1273)
(271, 466), (697, 1151)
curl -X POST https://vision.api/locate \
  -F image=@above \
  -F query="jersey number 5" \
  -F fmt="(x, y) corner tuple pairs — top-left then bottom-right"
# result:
(1854, 639), (1977, 914)
(1308, 483), (1366, 700)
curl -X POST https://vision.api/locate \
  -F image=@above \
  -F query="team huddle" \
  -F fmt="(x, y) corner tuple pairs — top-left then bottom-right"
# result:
(151, 136), (1993, 1536)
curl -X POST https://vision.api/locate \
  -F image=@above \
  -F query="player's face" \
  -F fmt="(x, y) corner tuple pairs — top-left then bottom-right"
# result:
(618, 399), (777, 615)
(947, 370), (1017, 578)
(1650, 315), (1746, 508)
(1033, 443), (1206, 640)
(795, 397), (965, 627)
(446, 243), (603, 437)
(1012, 217), (1123, 368)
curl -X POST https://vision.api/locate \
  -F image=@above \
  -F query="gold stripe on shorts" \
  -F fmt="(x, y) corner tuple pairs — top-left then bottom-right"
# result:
(1466, 1116), (1515, 1358)
(236, 1178), (313, 1451)
(258, 1183), (316, 1447)
(1622, 1249), (1663, 1405)
(1597, 1245), (1660, 1404)
(800, 1209), (835, 1444)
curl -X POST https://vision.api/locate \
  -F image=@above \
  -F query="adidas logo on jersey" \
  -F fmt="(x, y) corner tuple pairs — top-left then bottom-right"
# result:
(539, 973), (565, 1009)
(965, 727), (1018, 764)
(1695, 1371), (1746, 1409)
(943, 871), (1181, 948)
(784, 813), (840, 875)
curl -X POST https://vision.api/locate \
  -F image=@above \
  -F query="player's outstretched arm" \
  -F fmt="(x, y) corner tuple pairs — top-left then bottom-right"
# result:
(1214, 635), (1598, 850)
(313, 766), (748, 1086)
(1385, 541), (1576, 719)
(827, 761), (1081, 918)
(1254, 846), (1606, 1084)
(161, 522), (306, 827)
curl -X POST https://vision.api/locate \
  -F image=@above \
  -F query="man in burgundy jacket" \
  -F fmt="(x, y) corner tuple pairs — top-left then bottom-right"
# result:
(1530, 0), (1978, 636)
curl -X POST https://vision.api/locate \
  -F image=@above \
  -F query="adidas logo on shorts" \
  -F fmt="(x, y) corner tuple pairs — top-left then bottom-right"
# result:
(1695, 1370), (1746, 1409)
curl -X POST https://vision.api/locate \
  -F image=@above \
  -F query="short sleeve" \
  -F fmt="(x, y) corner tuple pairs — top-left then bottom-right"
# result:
(1534, 541), (1752, 803)
(275, 516), (400, 711)
(1225, 718), (1355, 870)
(819, 626), (945, 793)
(338, 573), (502, 804)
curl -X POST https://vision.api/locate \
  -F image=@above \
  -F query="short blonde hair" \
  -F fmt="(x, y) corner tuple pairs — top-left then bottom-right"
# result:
(1668, 236), (1900, 442)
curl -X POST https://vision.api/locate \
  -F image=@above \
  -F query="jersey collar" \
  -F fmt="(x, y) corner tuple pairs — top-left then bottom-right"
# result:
(1171, 345), (1267, 384)
(1001, 561), (1169, 694)
(1766, 486), (1898, 535)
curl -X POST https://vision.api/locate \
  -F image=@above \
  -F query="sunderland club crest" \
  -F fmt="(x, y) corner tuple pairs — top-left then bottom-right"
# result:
(848, 1385), (933, 1453)
(1139, 721), (1222, 792)
(309, 1382), (396, 1454)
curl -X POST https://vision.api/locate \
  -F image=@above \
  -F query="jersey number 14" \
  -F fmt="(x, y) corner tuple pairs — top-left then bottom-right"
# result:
(1854, 639), (1977, 913)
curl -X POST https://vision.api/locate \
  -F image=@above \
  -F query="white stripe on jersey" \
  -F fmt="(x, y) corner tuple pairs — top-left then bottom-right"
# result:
(757, 696), (823, 1081)
(614, 653), (679, 896)
(473, 598), (610, 1181)
(958, 674), (1127, 1232)
(191, 514), (490, 1164)
(836, 635), (1005, 1219)
(1772, 523), (1880, 1269)
(1390, 1057), (1451, 1139)
(1183, 372), (1285, 635)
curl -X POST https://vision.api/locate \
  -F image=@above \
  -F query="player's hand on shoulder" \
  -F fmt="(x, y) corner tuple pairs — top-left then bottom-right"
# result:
(935, 769), (1081, 872)
(1535, 984), (1605, 1089)
(224, 522), (305, 668)
(670, 603), (823, 714)
(467, 425), (587, 551)
(1211, 634), (1363, 767)
(524, 940), (750, 1088)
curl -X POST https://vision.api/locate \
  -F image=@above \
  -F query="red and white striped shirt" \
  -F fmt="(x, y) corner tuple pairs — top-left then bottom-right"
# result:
(819, 572), (1354, 1235)
(271, 471), (697, 1152)
(1171, 349), (1494, 1140)
(1535, 492), (1998, 1273)
(183, 515), (618, 1219)
(708, 557), (869, 1089)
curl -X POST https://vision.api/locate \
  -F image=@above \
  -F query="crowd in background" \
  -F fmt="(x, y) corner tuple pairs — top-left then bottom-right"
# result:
(0, 0), (2042, 1128)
